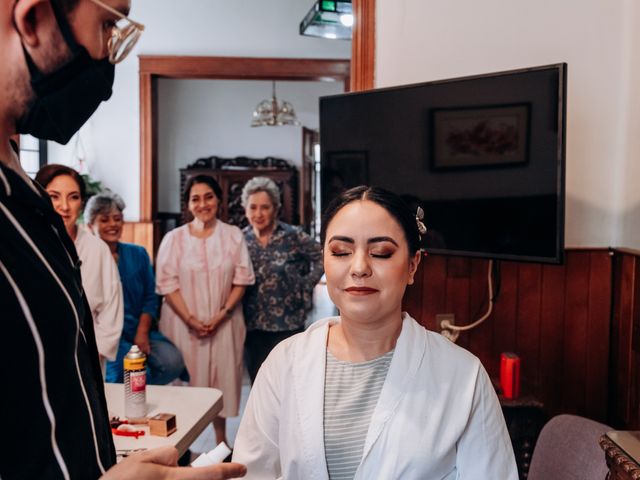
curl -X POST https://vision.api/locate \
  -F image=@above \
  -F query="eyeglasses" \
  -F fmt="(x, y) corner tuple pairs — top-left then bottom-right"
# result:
(88, 0), (145, 64)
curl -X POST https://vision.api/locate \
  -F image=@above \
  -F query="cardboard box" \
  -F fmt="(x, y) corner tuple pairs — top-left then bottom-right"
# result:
(148, 413), (177, 437)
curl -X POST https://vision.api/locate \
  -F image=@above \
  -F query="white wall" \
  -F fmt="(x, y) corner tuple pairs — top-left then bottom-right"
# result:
(375, 0), (640, 248)
(48, 0), (350, 220)
(617, 0), (640, 249)
(157, 79), (343, 212)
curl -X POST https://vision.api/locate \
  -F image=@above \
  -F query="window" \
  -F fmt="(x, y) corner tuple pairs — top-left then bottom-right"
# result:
(18, 135), (47, 178)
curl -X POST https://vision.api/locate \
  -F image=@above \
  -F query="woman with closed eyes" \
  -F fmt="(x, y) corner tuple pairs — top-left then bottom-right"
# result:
(232, 186), (517, 479)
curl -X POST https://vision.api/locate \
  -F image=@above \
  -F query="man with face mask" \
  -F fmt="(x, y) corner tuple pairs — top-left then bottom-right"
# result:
(0, 1), (246, 478)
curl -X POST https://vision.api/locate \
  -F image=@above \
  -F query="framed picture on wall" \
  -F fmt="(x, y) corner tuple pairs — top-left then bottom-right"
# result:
(429, 103), (530, 171)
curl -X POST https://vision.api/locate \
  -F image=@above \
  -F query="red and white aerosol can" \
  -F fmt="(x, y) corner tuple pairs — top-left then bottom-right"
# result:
(124, 345), (147, 419)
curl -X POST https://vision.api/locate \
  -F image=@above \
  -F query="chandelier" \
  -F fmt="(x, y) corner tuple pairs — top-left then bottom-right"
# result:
(251, 81), (301, 127)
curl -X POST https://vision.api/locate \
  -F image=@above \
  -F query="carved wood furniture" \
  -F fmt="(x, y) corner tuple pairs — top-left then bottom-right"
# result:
(179, 156), (299, 229)
(499, 394), (545, 479)
(601, 431), (640, 480)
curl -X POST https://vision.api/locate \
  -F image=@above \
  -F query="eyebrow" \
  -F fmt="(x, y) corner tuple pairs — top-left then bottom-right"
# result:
(368, 236), (399, 246)
(328, 235), (399, 246)
(46, 189), (80, 195)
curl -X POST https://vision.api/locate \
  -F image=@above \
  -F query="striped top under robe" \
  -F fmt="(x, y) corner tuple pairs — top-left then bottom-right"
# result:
(323, 349), (394, 480)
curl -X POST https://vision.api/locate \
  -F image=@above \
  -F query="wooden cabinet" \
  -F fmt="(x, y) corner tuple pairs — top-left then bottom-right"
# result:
(499, 394), (545, 479)
(179, 156), (299, 229)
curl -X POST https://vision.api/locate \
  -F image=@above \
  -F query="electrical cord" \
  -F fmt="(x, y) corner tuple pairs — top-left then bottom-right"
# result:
(440, 259), (494, 342)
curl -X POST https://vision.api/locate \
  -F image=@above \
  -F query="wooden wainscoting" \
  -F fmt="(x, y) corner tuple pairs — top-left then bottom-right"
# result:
(610, 248), (640, 429)
(120, 221), (155, 259)
(404, 249), (612, 423)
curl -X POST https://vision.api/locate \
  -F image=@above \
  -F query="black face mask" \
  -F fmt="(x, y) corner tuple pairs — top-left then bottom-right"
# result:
(16, 0), (115, 144)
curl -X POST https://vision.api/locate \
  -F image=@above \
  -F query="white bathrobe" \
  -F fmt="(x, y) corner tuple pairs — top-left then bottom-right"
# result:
(233, 313), (518, 480)
(75, 226), (123, 363)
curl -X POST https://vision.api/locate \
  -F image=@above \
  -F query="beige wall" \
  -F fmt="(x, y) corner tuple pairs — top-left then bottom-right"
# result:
(375, 0), (640, 248)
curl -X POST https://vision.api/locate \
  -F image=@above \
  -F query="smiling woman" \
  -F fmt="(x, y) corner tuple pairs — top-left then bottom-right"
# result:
(232, 185), (519, 479)
(240, 176), (323, 383)
(155, 174), (255, 446)
(35, 164), (123, 372)
(321, 193), (421, 348)
(83, 190), (187, 387)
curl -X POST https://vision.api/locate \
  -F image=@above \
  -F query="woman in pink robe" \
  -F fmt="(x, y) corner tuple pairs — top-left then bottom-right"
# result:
(156, 174), (255, 445)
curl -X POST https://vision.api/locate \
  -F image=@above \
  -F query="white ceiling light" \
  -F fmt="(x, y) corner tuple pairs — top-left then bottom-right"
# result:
(340, 14), (354, 27)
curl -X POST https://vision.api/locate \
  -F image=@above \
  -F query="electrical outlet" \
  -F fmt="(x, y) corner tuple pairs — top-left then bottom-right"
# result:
(436, 313), (455, 329)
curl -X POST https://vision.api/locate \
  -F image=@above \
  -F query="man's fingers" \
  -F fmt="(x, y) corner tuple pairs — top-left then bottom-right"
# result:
(138, 446), (179, 466)
(169, 463), (247, 480)
(100, 449), (246, 479)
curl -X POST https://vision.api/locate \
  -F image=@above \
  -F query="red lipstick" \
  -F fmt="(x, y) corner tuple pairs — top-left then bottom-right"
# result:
(345, 286), (379, 295)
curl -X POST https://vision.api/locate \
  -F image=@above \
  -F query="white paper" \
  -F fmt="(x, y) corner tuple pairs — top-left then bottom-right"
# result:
(191, 441), (232, 467)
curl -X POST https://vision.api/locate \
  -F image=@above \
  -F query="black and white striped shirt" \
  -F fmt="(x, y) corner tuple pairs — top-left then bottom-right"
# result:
(0, 163), (115, 479)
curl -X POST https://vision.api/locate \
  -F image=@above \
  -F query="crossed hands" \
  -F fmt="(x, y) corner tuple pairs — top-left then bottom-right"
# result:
(101, 446), (246, 479)
(185, 309), (229, 338)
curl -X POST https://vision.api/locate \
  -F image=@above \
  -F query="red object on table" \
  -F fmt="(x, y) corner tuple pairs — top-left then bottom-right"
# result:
(111, 424), (146, 439)
(500, 352), (521, 399)
(112, 428), (145, 439)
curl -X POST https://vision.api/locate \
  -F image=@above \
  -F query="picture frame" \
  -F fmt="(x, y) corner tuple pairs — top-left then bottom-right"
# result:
(429, 103), (530, 171)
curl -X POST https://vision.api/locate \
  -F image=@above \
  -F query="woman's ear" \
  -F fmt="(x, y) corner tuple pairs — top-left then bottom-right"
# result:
(407, 250), (422, 285)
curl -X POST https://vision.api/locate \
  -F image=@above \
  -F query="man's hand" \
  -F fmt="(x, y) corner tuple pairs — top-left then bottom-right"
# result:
(101, 446), (247, 479)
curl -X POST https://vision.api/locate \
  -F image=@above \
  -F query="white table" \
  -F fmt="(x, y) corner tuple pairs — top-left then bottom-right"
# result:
(104, 383), (223, 459)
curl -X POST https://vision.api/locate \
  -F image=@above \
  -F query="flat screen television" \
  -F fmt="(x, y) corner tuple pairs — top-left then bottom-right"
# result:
(319, 64), (566, 264)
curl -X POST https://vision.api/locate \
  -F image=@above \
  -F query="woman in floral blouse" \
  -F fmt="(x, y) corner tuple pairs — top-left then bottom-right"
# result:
(242, 176), (323, 383)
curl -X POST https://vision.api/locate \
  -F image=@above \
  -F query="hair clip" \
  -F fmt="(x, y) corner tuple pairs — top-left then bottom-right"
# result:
(415, 206), (427, 236)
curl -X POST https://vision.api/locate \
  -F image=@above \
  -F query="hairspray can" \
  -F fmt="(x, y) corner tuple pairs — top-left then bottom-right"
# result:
(500, 352), (521, 399)
(124, 345), (147, 419)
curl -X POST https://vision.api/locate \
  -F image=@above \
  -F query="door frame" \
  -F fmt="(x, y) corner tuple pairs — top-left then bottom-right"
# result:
(136, 2), (375, 255)
(138, 56), (351, 222)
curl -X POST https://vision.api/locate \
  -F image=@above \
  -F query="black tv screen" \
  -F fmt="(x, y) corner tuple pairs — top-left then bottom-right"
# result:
(320, 64), (566, 264)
